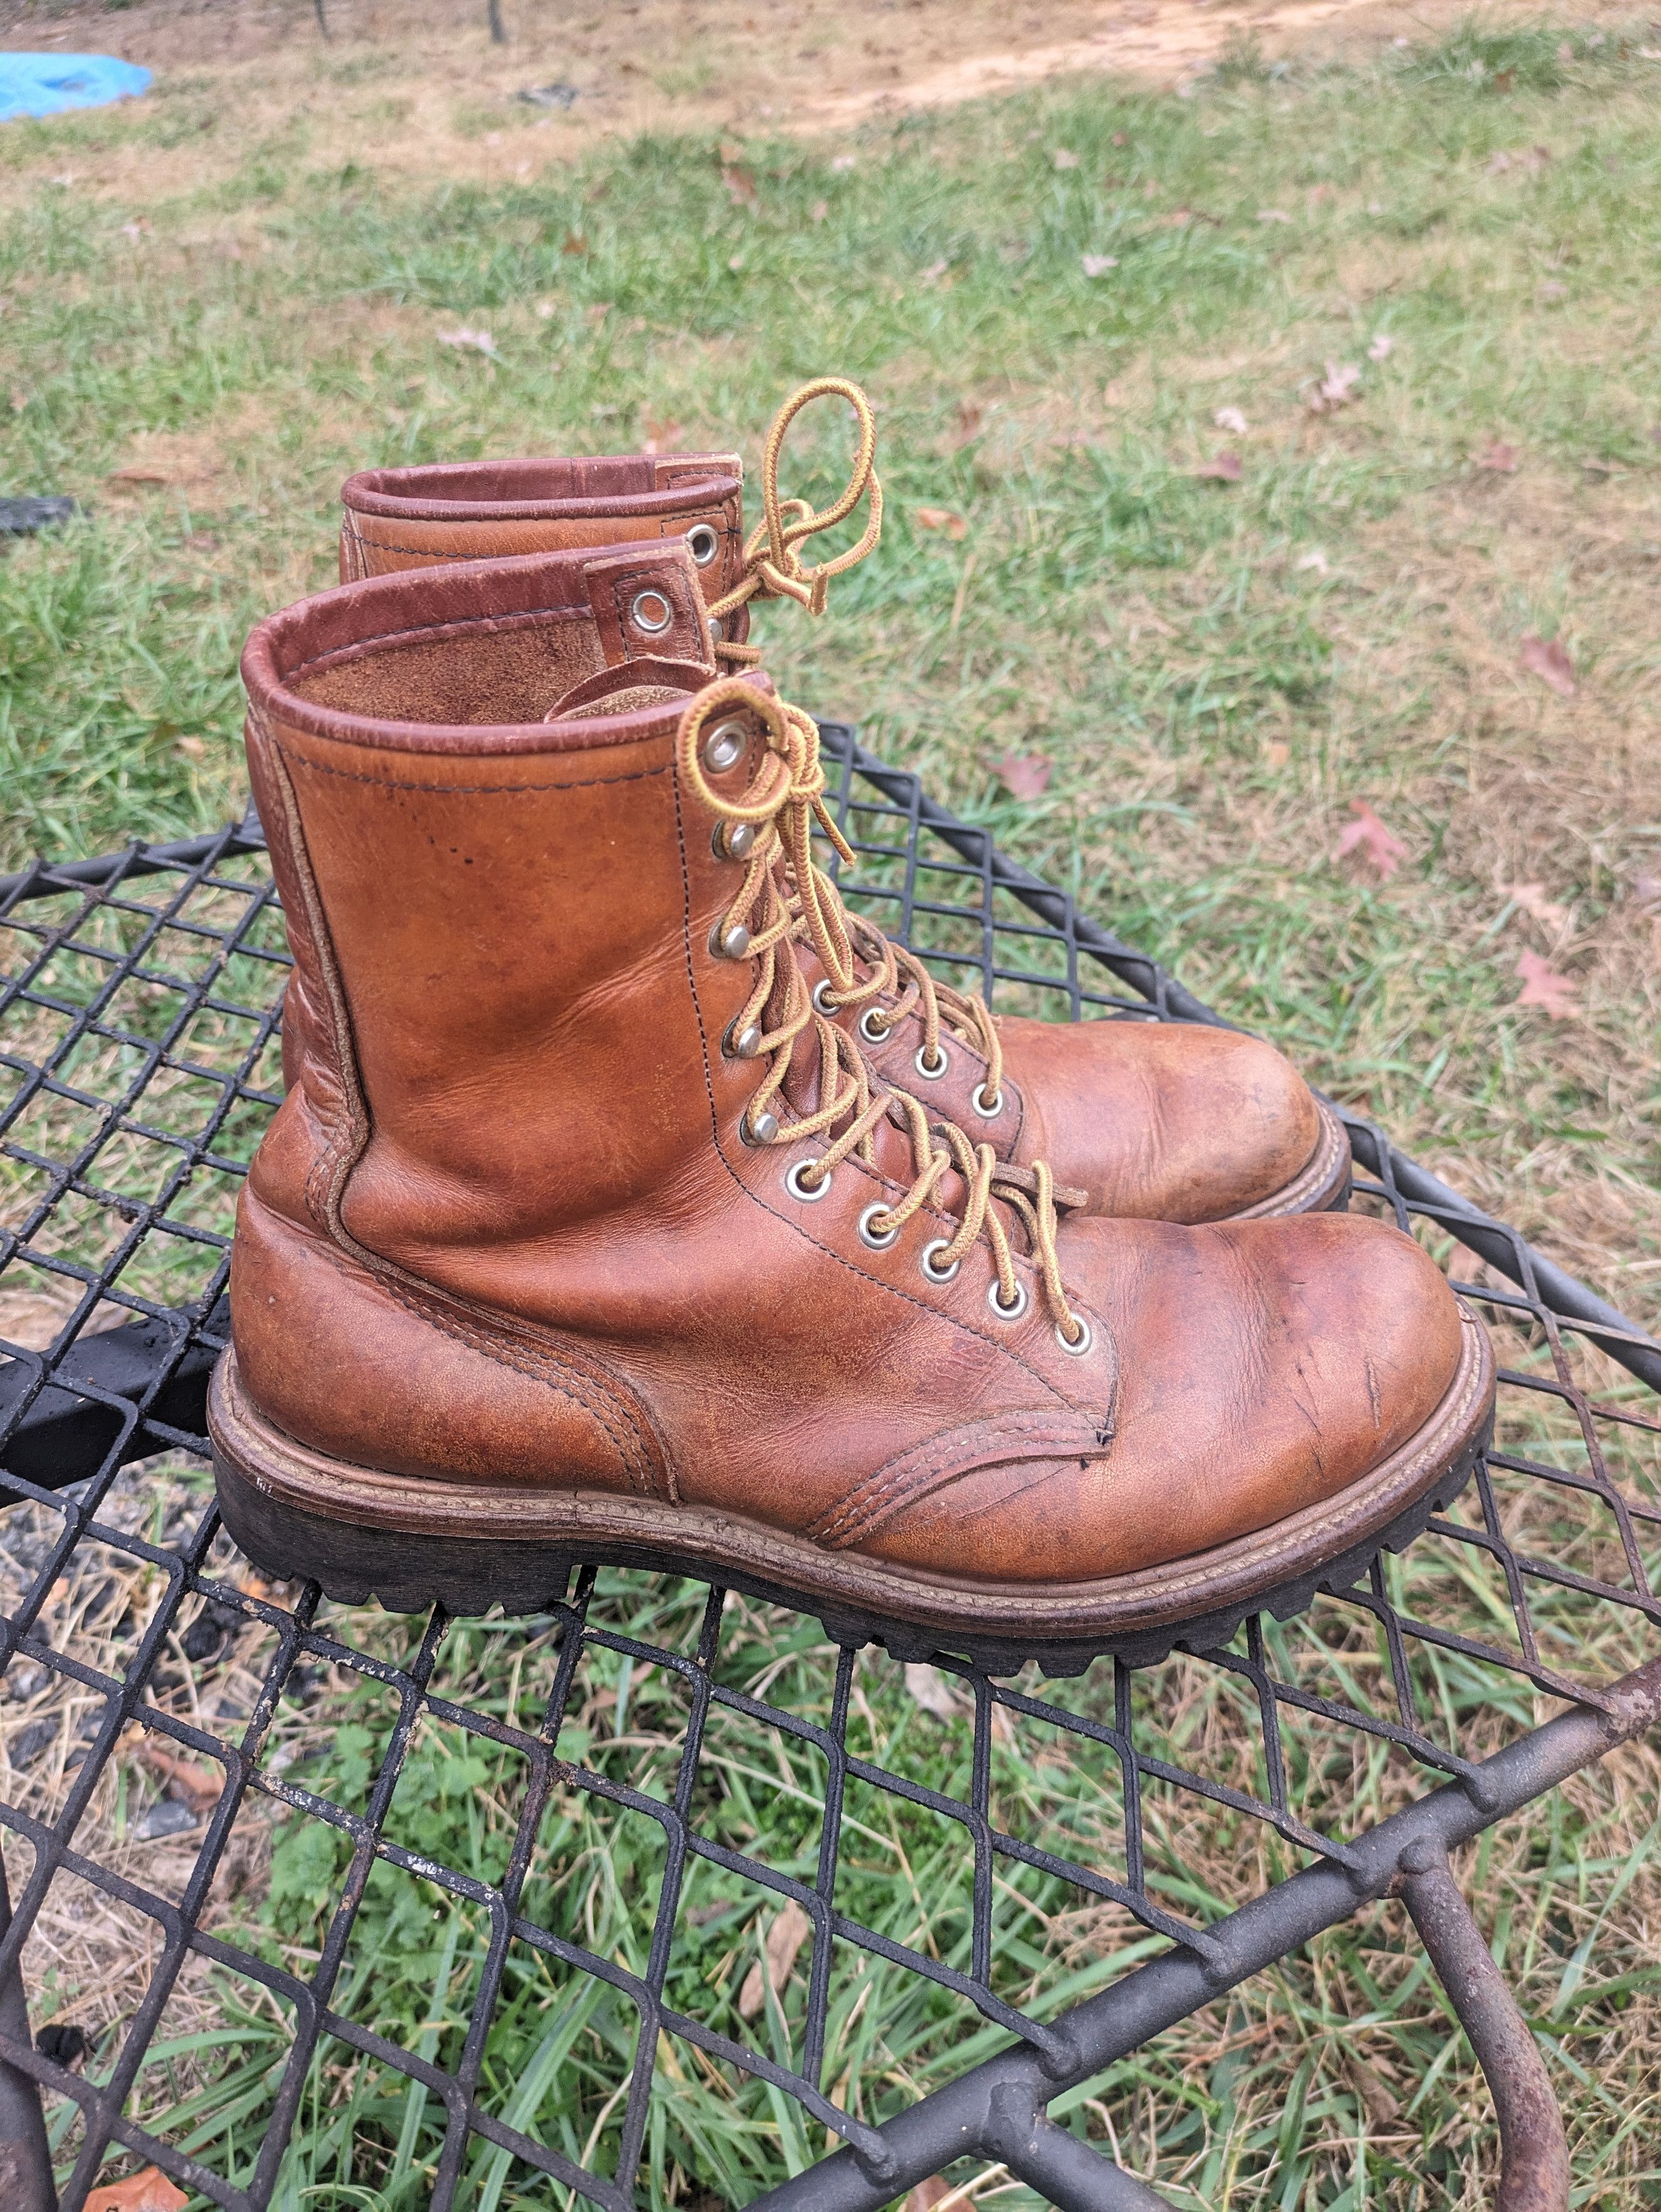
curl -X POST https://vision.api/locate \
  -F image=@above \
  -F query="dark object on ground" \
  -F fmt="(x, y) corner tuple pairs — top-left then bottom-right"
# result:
(32, 2025), (87, 2072)
(133, 1798), (200, 1842)
(0, 498), (77, 538)
(519, 81), (579, 107)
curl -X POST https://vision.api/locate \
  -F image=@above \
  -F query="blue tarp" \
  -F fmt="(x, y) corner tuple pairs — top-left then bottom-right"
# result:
(0, 53), (152, 123)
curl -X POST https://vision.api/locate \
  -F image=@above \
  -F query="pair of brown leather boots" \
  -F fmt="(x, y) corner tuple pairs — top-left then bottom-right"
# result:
(210, 382), (1494, 1668)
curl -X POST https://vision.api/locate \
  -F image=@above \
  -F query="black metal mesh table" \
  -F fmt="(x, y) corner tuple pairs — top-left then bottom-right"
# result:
(0, 726), (1657, 2211)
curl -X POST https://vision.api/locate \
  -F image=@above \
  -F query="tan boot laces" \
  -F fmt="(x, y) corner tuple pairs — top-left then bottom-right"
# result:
(696, 377), (1002, 1093)
(679, 679), (1086, 1347)
(706, 379), (884, 668)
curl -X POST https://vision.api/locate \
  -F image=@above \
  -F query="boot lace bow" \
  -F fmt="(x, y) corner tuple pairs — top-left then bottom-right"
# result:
(707, 378), (884, 665)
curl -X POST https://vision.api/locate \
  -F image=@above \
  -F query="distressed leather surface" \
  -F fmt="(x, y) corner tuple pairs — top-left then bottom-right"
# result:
(233, 543), (1468, 1585)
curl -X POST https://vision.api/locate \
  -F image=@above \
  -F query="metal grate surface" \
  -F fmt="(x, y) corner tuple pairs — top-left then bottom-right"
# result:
(0, 727), (1656, 2211)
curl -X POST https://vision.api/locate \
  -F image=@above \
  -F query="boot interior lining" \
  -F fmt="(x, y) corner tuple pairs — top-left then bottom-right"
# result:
(286, 609), (610, 728)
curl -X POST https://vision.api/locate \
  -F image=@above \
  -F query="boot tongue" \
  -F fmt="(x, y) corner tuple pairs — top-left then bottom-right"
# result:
(544, 657), (713, 721)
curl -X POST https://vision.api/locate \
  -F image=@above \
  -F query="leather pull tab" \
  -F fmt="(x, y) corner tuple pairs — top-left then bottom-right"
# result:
(581, 547), (713, 671)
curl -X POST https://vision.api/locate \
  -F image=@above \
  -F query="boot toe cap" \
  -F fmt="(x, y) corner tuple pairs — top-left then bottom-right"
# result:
(860, 1213), (1470, 1586)
(1004, 1017), (1327, 1222)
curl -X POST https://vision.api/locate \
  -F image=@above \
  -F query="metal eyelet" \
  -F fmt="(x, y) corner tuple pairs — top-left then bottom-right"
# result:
(988, 1279), (1030, 1323)
(713, 820), (757, 862)
(710, 920), (751, 960)
(700, 719), (748, 774)
(920, 1239), (961, 1285)
(723, 1019), (762, 1059)
(630, 588), (674, 636)
(858, 1203), (901, 1251)
(1056, 1315), (1093, 1357)
(913, 1045), (949, 1081)
(858, 1008), (891, 1045)
(741, 1107), (779, 1146)
(971, 1083), (1003, 1119)
(686, 522), (720, 567)
(812, 979), (839, 1016)
(785, 1159), (832, 1203)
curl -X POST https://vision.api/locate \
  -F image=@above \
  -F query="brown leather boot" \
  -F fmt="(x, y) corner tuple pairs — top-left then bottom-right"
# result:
(337, 384), (1351, 1226)
(210, 541), (1492, 1667)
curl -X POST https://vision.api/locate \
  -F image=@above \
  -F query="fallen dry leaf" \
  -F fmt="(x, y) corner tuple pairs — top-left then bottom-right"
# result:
(914, 506), (967, 539)
(1504, 880), (1571, 932)
(85, 2170), (190, 2212)
(1367, 332), (1394, 361)
(1335, 800), (1408, 878)
(738, 1899), (812, 2019)
(1308, 360), (1362, 413)
(722, 164), (758, 207)
(955, 399), (983, 441)
(1052, 148), (1080, 169)
(904, 1661), (969, 1720)
(176, 734), (206, 761)
(562, 231), (588, 255)
(1519, 633), (1575, 696)
(642, 416), (685, 455)
(1195, 450), (1243, 482)
(990, 751), (1053, 801)
(436, 326), (499, 359)
(1477, 439), (1520, 472)
(1514, 948), (1579, 1019)
(106, 465), (173, 486)
(1214, 405), (1248, 434)
(903, 2179), (954, 2212)
(135, 1740), (222, 1813)
(1263, 739), (1291, 769)
(1080, 252), (1118, 277)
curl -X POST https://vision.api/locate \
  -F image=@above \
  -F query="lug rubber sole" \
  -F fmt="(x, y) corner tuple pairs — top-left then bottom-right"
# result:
(208, 1307), (1493, 1673)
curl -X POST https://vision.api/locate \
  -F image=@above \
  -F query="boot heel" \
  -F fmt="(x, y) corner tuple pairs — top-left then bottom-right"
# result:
(212, 1445), (580, 1617)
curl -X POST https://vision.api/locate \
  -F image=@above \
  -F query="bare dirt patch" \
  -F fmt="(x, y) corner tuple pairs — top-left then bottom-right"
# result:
(2, 0), (1636, 205)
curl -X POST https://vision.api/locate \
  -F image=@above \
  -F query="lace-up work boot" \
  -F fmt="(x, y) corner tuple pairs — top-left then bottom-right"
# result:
(212, 540), (1492, 1666)
(337, 384), (1351, 1227)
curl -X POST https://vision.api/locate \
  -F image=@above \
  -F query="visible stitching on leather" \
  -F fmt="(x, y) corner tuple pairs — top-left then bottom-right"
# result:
(283, 753), (670, 797)
(291, 1210), (664, 1499)
(340, 516), (733, 565)
(810, 1412), (1109, 1549)
(264, 718), (673, 1502)
(253, 711), (371, 1232)
(284, 600), (591, 680)
(377, 1273), (662, 1499)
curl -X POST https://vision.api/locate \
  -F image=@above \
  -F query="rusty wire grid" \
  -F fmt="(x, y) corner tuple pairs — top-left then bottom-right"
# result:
(0, 727), (1656, 2211)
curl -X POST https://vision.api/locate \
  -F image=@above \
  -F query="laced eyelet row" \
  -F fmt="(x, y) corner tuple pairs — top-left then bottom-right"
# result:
(784, 1162), (1056, 1328)
(679, 676), (1085, 1352)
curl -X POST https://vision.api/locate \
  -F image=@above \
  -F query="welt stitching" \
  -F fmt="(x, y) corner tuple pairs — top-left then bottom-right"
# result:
(282, 753), (671, 797)
(283, 599), (591, 679)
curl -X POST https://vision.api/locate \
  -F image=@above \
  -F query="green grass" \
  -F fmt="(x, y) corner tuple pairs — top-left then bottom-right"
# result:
(3, 15), (1660, 2208)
